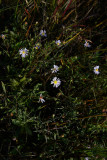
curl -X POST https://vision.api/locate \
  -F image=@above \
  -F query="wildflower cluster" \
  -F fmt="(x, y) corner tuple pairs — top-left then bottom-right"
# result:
(51, 65), (61, 88)
(17, 29), (101, 104)
(39, 64), (61, 103)
(0, 1), (106, 159)
(34, 43), (41, 50)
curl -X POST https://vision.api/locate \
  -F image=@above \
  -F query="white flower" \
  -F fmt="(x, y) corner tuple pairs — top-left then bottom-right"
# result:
(51, 77), (61, 88)
(40, 30), (47, 37)
(84, 40), (91, 47)
(85, 158), (89, 160)
(19, 48), (28, 57)
(51, 65), (59, 73)
(39, 94), (45, 103)
(55, 40), (61, 46)
(94, 66), (100, 75)
(1, 34), (5, 40)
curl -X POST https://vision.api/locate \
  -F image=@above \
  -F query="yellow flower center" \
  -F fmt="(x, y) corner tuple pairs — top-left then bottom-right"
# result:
(86, 42), (89, 46)
(96, 69), (98, 72)
(42, 32), (45, 35)
(54, 80), (57, 84)
(57, 43), (60, 45)
(35, 47), (38, 49)
(22, 51), (25, 54)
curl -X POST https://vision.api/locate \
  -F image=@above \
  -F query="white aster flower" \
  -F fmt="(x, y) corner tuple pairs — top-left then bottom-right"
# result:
(84, 40), (91, 48)
(39, 94), (45, 103)
(19, 48), (28, 57)
(55, 40), (61, 46)
(94, 66), (100, 75)
(40, 30), (47, 37)
(51, 65), (59, 73)
(85, 158), (89, 160)
(1, 34), (5, 40)
(51, 77), (61, 88)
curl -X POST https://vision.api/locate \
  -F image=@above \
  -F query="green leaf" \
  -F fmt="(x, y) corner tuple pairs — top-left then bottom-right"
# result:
(11, 79), (19, 87)
(54, 133), (57, 140)
(1, 81), (6, 93)
(26, 126), (32, 135)
(20, 76), (26, 83)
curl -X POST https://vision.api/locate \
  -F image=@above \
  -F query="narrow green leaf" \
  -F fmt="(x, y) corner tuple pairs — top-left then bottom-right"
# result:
(1, 81), (6, 93)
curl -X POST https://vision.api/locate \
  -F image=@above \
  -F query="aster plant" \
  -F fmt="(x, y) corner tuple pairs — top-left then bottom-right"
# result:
(40, 30), (47, 37)
(51, 77), (61, 88)
(94, 66), (100, 75)
(19, 48), (29, 58)
(0, 0), (106, 159)
(51, 65), (59, 73)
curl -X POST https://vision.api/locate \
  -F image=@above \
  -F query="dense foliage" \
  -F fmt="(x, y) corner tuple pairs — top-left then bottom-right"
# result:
(0, 0), (107, 159)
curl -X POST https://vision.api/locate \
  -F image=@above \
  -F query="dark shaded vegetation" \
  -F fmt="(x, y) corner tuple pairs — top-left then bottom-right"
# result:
(0, 0), (107, 159)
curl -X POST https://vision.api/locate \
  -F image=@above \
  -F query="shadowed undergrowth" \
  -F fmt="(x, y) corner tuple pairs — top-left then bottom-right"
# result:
(0, 0), (107, 159)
